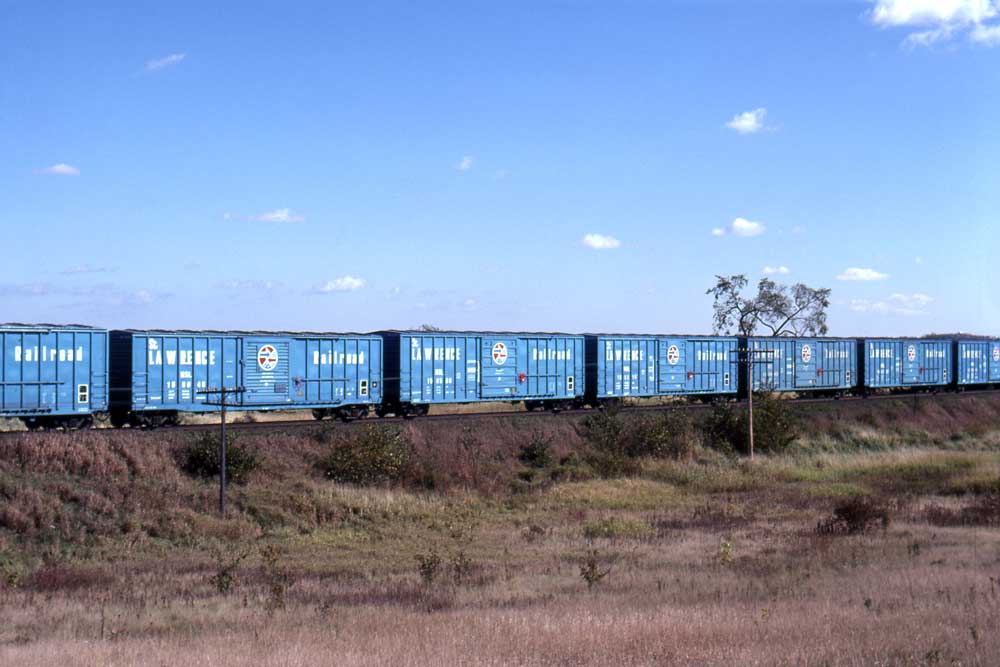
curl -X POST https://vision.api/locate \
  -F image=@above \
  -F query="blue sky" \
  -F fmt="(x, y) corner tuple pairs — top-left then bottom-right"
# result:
(2, 1), (998, 335)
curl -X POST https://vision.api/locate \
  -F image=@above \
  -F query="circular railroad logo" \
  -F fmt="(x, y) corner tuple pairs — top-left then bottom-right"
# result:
(666, 345), (680, 365)
(258, 344), (279, 371)
(993, 347), (999, 363)
(906, 344), (916, 362)
(491, 342), (508, 365)
(801, 344), (812, 364)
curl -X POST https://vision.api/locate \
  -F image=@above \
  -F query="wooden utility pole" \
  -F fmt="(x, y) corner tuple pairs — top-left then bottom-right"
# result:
(196, 386), (245, 516)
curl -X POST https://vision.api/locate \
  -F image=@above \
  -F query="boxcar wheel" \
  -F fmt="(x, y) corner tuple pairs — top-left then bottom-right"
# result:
(312, 409), (328, 421)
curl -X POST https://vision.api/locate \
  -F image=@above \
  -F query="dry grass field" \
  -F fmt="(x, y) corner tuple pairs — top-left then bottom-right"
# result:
(2, 395), (1000, 665)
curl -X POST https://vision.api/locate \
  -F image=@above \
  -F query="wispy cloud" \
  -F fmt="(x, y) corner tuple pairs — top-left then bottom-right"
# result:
(0, 283), (53, 297)
(217, 279), (281, 291)
(837, 267), (889, 281)
(60, 265), (114, 275)
(312, 276), (366, 293)
(725, 108), (768, 134)
(851, 292), (933, 316)
(712, 217), (765, 238)
(35, 163), (80, 176)
(868, 0), (1000, 48)
(455, 155), (474, 172)
(763, 265), (790, 276)
(145, 52), (186, 72)
(582, 233), (622, 249)
(254, 208), (305, 223)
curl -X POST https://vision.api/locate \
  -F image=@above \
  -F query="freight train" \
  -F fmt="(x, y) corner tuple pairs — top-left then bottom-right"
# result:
(1, 324), (998, 430)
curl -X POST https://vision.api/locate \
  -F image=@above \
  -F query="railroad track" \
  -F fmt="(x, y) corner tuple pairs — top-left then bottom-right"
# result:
(2, 386), (998, 439)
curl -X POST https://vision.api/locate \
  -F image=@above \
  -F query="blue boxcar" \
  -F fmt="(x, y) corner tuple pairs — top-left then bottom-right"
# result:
(1, 324), (108, 428)
(863, 338), (952, 388)
(748, 337), (857, 392)
(110, 330), (382, 424)
(381, 331), (584, 411)
(956, 339), (1000, 385)
(585, 335), (737, 399)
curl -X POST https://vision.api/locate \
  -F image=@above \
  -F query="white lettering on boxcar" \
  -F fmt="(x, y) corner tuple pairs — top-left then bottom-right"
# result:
(313, 351), (366, 365)
(410, 347), (461, 361)
(14, 346), (83, 362)
(535, 349), (572, 361)
(146, 340), (216, 367)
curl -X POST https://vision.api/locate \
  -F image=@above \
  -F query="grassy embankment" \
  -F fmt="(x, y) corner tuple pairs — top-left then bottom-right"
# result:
(1, 394), (1000, 665)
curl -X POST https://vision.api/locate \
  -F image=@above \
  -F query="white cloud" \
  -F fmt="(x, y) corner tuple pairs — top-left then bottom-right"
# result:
(145, 53), (186, 71)
(713, 217), (765, 238)
(868, 0), (1000, 47)
(36, 163), (80, 176)
(870, 0), (996, 27)
(313, 276), (366, 293)
(763, 266), (790, 276)
(836, 267), (889, 281)
(889, 292), (933, 307)
(254, 208), (305, 223)
(455, 156), (474, 172)
(218, 279), (280, 290)
(725, 108), (768, 134)
(493, 169), (507, 180)
(582, 233), (622, 249)
(971, 20), (1000, 42)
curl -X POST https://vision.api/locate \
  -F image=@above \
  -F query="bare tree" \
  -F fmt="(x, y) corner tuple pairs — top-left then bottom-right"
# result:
(707, 274), (830, 336)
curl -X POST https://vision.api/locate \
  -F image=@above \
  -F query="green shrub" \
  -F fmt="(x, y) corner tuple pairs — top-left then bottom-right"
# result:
(627, 411), (699, 460)
(750, 392), (799, 455)
(519, 433), (553, 469)
(318, 424), (410, 486)
(700, 395), (798, 456)
(178, 432), (261, 485)
(817, 496), (891, 535)
(549, 452), (596, 482)
(701, 403), (742, 454)
(582, 409), (639, 478)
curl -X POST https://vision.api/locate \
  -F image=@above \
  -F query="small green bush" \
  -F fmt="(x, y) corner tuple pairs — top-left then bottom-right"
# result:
(179, 432), (261, 485)
(519, 433), (553, 469)
(319, 424), (410, 486)
(701, 403), (742, 454)
(583, 409), (640, 478)
(627, 411), (699, 460)
(750, 392), (799, 455)
(700, 395), (798, 456)
(817, 496), (891, 535)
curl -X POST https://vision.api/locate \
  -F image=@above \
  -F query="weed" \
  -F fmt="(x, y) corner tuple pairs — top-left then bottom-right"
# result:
(449, 551), (473, 585)
(260, 544), (294, 612)
(209, 545), (252, 595)
(579, 549), (612, 591)
(415, 550), (442, 585)
(718, 539), (734, 565)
